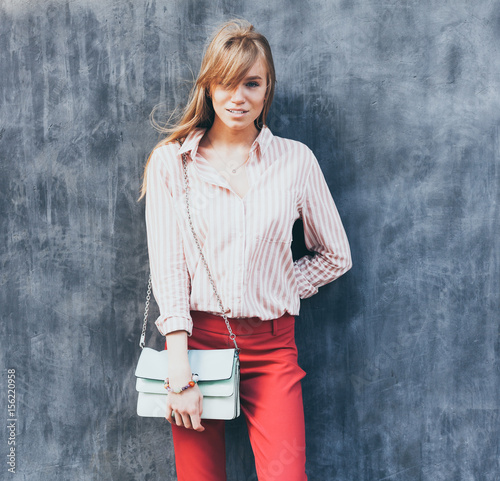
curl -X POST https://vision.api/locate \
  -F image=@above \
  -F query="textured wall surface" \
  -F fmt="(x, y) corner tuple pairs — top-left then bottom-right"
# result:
(1, 0), (499, 480)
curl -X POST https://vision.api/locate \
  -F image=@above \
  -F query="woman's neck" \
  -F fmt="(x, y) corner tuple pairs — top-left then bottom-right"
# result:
(206, 118), (260, 149)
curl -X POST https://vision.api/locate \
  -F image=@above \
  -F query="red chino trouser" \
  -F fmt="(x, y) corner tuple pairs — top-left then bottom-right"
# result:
(170, 310), (308, 481)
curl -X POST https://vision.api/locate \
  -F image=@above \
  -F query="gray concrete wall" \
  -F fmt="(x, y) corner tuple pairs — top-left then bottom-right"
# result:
(1, 0), (499, 479)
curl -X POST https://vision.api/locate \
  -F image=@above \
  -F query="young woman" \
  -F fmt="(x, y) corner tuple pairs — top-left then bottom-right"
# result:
(140, 19), (352, 481)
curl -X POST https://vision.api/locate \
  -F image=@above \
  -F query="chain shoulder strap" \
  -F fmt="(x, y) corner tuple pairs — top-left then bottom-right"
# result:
(140, 140), (239, 352)
(139, 275), (152, 348)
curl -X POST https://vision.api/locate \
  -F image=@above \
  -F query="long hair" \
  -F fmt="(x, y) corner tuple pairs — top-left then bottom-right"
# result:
(138, 19), (276, 200)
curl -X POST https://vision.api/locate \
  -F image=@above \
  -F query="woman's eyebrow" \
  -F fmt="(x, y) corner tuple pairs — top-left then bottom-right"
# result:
(245, 75), (263, 80)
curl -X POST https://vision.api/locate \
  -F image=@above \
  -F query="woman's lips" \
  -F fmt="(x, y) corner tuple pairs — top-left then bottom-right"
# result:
(226, 109), (248, 115)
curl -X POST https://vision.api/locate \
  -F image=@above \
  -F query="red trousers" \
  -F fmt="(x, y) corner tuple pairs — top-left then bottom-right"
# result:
(170, 310), (308, 481)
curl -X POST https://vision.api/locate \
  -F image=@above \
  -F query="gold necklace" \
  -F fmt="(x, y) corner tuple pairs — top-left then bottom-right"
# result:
(207, 136), (250, 175)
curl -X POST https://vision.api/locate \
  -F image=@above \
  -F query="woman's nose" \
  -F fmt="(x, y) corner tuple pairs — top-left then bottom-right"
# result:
(230, 85), (244, 103)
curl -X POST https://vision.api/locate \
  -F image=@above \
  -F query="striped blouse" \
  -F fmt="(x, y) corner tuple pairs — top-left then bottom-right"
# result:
(145, 125), (352, 336)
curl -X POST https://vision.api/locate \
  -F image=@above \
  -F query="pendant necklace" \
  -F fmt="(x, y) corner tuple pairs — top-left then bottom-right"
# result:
(207, 136), (250, 175)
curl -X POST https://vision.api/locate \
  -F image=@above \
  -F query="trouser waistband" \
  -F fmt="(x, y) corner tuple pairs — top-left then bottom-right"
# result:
(190, 310), (295, 336)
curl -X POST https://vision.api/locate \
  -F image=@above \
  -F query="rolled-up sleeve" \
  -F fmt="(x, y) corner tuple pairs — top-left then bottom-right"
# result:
(294, 149), (352, 299)
(145, 147), (193, 335)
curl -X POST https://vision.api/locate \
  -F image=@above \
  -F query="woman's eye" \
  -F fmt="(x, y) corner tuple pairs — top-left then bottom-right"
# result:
(246, 81), (260, 88)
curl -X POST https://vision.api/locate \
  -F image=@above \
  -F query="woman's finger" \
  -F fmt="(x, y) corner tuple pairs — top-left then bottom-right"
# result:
(180, 413), (192, 430)
(190, 397), (204, 431)
(190, 412), (205, 432)
(199, 396), (203, 417)
(173, 411), (184, 426)
(165, 407), (173, 423)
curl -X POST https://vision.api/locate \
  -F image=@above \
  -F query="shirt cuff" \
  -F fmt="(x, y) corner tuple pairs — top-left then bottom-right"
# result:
(293, 259), (319, 299)
(155, 315), (193, 337)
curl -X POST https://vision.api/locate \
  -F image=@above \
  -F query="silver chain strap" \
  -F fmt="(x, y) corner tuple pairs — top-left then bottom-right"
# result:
(139, 141), (239, 352)
(139, 275), (152, 349)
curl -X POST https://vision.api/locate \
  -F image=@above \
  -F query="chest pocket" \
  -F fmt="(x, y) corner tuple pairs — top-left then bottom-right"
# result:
(252, 191), (296, 244)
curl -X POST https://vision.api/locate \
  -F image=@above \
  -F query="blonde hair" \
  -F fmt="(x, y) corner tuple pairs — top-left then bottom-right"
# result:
(138, 19), (276, 200)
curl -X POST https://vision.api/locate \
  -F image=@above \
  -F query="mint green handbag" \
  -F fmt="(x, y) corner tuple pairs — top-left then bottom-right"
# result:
(135, 345), (240, 419)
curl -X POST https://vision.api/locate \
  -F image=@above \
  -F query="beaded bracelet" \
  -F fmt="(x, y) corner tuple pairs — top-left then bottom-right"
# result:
(164, 373), (199, 394)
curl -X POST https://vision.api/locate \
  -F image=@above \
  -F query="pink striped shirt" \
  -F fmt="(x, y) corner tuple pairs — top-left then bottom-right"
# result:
(145, 125), (352, 336)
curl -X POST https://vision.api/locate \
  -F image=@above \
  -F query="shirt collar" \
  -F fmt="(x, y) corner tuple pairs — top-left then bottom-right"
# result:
(177, 125), (274, 160)
(177, 128), (206, 160)
(250, 125), (273, 157)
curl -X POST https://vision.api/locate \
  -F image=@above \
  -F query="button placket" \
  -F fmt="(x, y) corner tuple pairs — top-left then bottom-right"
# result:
(235, 199), (246, 310)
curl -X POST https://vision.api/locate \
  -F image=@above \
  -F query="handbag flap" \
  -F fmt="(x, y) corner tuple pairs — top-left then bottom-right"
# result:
(135, 347), (236, 382)
(136, 367), (236, 397)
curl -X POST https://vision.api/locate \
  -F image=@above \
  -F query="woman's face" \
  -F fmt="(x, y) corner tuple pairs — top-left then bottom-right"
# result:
(210, 58), (268, 135)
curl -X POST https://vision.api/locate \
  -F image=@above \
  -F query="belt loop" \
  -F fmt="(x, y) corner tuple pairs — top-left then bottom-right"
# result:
(272, 318), (278, 336)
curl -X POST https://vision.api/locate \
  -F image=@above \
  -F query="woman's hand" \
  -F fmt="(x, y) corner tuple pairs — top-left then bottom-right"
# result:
(164, 330), (204, 431)
(165, 383), (204, 431)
